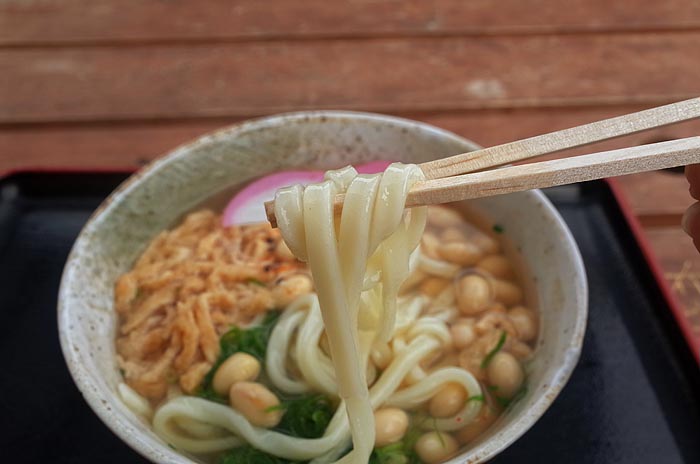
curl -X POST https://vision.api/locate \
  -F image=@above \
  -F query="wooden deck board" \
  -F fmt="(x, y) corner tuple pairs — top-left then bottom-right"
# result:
(2, 104), (699, 178)
(3, 33), (700, 123)
(2, 0), (700, 45)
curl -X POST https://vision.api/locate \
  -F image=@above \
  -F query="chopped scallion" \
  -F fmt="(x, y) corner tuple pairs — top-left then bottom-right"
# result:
(480, 331), (507, 369)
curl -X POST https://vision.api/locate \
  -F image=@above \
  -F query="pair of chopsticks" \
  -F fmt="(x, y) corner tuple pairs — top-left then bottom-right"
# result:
(266, 98), (700, 227)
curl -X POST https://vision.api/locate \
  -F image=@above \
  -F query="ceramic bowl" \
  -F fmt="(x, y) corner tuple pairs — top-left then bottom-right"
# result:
(59, 111), (587, 463)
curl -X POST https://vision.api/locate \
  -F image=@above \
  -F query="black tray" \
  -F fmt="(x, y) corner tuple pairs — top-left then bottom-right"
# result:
(1, 172), (699, 464)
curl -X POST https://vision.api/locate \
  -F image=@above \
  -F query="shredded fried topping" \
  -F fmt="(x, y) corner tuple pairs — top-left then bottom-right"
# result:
(115, 210), (308, 400)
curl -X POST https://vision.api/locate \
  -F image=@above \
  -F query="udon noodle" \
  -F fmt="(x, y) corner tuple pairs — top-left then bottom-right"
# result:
(114, 162), (537, 464)
(274, 163), (443, 463)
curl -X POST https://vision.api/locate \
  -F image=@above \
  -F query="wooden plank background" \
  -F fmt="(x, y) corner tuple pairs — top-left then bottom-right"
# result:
(3, 34), (700, 123)
(0, 0), (699, 353)
(2, 0), (700, 45)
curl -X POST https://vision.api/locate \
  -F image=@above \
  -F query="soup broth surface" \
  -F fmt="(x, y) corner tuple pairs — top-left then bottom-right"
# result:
(114, 201), (537, 464)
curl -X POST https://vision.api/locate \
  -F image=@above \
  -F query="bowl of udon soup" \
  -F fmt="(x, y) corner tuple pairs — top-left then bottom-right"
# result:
(59, 111), (587, 464)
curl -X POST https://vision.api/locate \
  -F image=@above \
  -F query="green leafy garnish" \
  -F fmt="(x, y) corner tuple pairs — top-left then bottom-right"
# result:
(487, 385), (499, 392)
(495, 396), (510, 409)
(219, 445), (302, 464)
(273, 394), (334, 439)
(264, 403), (287, 413)
(370, 443), (407, 464)
(466, 394), (485, 403)
(492, 224), (504, 234)
(198, 311), (281, 402)
(480, 331), (507, 369)
(495, 385), (528, 410)
(369, 442), (421, 464)
(220, 310), (281, 360)
(403, 415), (425, 450)
(432, 417), (446, 447)
(368, 416), (424, 464)
(246, 278), (266, 287)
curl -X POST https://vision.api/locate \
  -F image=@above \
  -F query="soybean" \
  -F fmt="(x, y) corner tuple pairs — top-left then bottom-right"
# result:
(374, 408), (409, 447)
(456, 274), (492, 315)
(229, 382), (283, 428)
(508, 306), (538, 341)
(437, 242), (483, 266)
(212, 352), (261, 396)
(415, 431), (459, 464)
(477, 255), (515, 279)
(429, 383), (467, 418)
(492, 279), (523, 306)
(486, 352), (524, 399)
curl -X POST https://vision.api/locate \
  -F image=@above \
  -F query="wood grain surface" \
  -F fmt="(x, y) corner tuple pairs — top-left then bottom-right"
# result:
(3, 33), (700, 123)
(2, 0), (700, 45)
(4, 106), (700, 174)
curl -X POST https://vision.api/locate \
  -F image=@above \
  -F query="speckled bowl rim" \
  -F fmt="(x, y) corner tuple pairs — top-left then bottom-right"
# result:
(59, 110), (588, 464)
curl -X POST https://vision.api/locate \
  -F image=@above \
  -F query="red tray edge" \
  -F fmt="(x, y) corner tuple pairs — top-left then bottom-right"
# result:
(2, 168), (696, 363)
(606, 177), (700, 364)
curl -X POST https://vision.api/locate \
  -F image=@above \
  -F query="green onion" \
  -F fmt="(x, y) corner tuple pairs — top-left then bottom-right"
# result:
(432, 418), (446, 447)
(370, 441), (421, 464)
(466, 394), (485, 403)
(218, 445), (300, 464)
(264, 404), (287, 413)
(496, 385), (528, 410)
(246, 278), (266, 287)
(480, 331), (507, 369)
(492, 224), (505, 234)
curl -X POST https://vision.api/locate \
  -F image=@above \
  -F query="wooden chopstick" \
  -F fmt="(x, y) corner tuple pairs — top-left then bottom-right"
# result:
(265, 137), (700, 227)
(265, 98), (700, 227)
(407, 137), (700, 206)
(419, 97), (700, 179)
